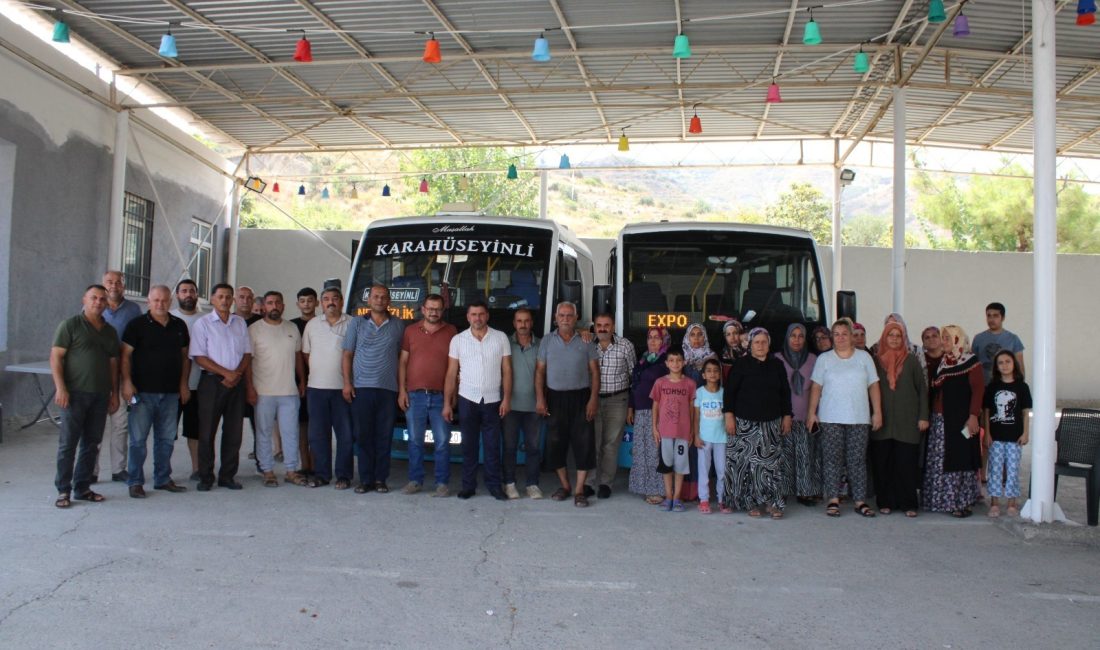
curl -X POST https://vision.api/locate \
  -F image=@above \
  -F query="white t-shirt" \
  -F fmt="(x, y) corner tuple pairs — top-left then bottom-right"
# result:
(302, 314), (350, 390)
(170, 308), (204, 390)
(248, 319), (301, 396)
(810, 349), (879, 425)
(448, 327), (511, 403)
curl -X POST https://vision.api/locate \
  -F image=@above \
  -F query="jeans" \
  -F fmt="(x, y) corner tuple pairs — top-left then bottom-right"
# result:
(406, 390), (452, 486)
(196, 373), (245, 484)
(127, 392), (179, 487)
(502, 410), (542, 487)
(307, 388), (354, 482)
(55, 391), (109, 494)
(459, 396), (503, 492)
(351, 388), (397, 486)
(255, 394), (301, 472)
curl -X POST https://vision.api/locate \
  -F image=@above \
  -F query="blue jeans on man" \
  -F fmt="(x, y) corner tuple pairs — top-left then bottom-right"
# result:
(406, 390), (453, 487)
(351, 387), (397, 486)
(55, 391), (109, 494)
(458, 396), (503, 492)
(307, 388), (354, 482)
(126, 392), (179, 487)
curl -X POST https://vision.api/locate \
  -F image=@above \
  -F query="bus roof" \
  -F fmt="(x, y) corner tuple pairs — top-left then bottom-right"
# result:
(618, 221), (816, 241)
(364, 215), (591, 255)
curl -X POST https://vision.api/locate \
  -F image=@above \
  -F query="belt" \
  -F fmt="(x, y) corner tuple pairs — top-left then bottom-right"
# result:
(599, 388), (629, 398)
(409, 388), (443, 395)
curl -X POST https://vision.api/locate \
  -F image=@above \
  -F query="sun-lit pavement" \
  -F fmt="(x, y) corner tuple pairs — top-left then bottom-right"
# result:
(1, 421), (1098, 649)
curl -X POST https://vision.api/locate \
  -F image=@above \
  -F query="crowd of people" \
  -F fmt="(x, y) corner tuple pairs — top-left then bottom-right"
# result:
(49, 273), (1032, 520)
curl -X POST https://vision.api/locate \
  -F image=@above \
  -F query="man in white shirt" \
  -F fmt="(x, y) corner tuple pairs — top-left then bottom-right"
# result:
(302, 287), (354, 489)
(247, 291), (307, 487)
(443, 300), (512, 500)
(170, 278), (204, 479)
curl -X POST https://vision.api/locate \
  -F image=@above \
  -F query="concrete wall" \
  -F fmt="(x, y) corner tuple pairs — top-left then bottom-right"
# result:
(0, 18), (234, 424)
(237, 228), (1100, 402)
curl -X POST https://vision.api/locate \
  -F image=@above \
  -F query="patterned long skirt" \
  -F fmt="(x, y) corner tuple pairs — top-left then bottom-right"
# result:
(723, 417), (785, 511)
(922, 414), (980, 512)
(628, 409), (664, 496)
(790, 420), (822, 497)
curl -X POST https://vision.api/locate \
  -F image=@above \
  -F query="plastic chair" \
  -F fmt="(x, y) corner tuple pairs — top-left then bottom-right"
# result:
(1053, 407), (1100, 526)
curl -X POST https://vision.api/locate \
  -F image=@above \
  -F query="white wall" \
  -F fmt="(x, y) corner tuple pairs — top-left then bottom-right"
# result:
(239, 230), (1100, 401)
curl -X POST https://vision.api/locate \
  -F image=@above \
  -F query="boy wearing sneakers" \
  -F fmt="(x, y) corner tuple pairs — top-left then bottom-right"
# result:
(649, 350), (696, 512)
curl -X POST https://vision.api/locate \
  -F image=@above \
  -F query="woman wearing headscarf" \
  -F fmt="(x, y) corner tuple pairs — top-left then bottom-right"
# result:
(811, 325), (833, 355)
(870, 313), (922, 357)
(870, 322), (929, 517)
(920, 325), (945, 394)
(723, 328), (793, 518)
(719, 319), (748, 382)
(680, 323), (716, 500)
(923, 325), (983, 517)
(806, 319), (882, 517)
(776, 323), (820, 505)
(628, 327), (671, 504)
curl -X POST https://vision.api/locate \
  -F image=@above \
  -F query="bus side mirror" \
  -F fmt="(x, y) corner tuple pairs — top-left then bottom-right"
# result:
(560, 280), (582, 319)
(836, 290), (857, 321)
(592, 284), (613, 320)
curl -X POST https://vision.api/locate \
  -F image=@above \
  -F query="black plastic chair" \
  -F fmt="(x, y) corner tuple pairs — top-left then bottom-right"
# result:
(1053, 408), (1100, 526)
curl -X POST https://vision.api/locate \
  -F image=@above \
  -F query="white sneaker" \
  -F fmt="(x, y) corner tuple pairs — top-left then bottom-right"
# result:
(432, 484), (450, 498)
(526, 485), (543, 500)
(504, 483), (520, 500)
(401, 481), (422, 495)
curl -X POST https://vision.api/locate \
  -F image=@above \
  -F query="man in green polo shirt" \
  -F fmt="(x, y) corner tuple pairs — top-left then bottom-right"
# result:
(50, 284), (121, 508)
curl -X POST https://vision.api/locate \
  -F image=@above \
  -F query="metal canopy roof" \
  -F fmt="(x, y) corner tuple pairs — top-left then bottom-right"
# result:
(34, 0), (1100, 159)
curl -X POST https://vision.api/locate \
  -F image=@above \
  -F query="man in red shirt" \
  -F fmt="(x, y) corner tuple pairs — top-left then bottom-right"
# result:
(397, 294), (458, 497)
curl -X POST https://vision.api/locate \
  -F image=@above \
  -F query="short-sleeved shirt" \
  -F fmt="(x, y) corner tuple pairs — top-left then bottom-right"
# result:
(302, 314), (351, 390)
(53, 313), (120, 394)
(972, 329), (1025, 383)
(342, 314), (403, 392)
(649, 376), (696, 440)
(984, 379), (1032, 442)
(509, 333), (541, 412)
(537, 330), (598, 392)
(402, 321), (458, 392)
(810, 349), (879, 425)
(103, 299), (142, 344)
(170, 308), (204, 390)
(249, 320), (302, 396)
(190, 312), (251, 371)
(122, 312), (190, 394)
(449, 327), (511, 403)
(695, 386), (725, 444)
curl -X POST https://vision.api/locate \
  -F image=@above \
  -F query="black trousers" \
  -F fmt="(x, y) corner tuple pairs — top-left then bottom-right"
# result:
(869, 438), (920, 511)
(196, 374), (245, 484)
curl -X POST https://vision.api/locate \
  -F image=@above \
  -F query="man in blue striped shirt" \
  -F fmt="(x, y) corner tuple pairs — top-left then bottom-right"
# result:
(342, 284), (403, 494)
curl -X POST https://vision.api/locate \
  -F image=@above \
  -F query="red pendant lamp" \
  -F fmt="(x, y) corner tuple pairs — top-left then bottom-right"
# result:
(293, 33), (312, 63)
(688, 104), (702, 134)
(422, 33), (441, 64)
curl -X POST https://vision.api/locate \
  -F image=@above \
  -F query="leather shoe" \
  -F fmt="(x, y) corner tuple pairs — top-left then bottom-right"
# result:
(155, 481), (188, 493)
(457, 489), (475, 499)
(112, 471), (130, 483)
(196, 481), (213, 492)
(128, 485), (146, 499)
(489, 488), (508, 501)
(583, 485), (595, 497)
(217, 479), (244, 490)
(598, 484), (612, 499)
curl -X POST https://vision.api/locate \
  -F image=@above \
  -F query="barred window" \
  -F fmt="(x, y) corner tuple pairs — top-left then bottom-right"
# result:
(122, 192), (154, 296)
(189, 219), (215, 299)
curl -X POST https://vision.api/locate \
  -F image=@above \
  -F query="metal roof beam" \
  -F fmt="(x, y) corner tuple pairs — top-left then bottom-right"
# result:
(548, 0), (612, 141)
(756, 0), (799, 139)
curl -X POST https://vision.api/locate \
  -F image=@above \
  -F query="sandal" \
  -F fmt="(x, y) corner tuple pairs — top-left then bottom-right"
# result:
(334, 479), (351, 490)
(373, 481), (389, 493)
(879, 507), (892, 515)
(826, 501), (841, 517)
(550, 487), (570, 501)
(285, 472), (309, 487)
(987, 505), (1001, 518)
(644, 495), (664, 505)
(719, 504), (734, 514)
(748, 508), (762, 518)
(771, 509), (784, 519)
(306, 477), (329, 488)
(698, 501), (712, 514)
(354, 483), (372, 494)
(55, 493), (71, 509)
(905, 510), (918, 518)
(263, 472), (279, 488)
(73, 490), (105, 502)
(671, 500), (685, 512)
(1006, 505), (1020, 517)
(656, 498), (672, 510)
(573, 493), (589, 508)
(855, 503), (876, 517)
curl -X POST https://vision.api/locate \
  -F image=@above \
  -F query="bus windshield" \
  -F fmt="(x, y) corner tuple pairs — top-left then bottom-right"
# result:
(348, 222), (553, 334)
(622, 230), (824, 351)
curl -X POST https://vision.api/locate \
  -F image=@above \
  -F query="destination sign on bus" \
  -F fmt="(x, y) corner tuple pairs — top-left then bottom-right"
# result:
(356, 304), (417, 320)
(646, 312), (690, 328)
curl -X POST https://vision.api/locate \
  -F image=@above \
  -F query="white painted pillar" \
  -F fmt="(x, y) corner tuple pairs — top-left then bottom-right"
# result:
(226, 181), (241, 287)
(539, 169), (548, 219)
(1023, 0), (1062, 524)
(831, 161), (842, 320)
(107, 109), (129, 271)
(892, 87), (906, 315)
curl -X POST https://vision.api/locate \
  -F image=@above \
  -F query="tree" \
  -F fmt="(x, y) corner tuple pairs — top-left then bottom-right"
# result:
(913, 157), (1100, 253)
(764, 182), (832, 244)
(400, 147), (538, 217)
(842, 214), (891, 246)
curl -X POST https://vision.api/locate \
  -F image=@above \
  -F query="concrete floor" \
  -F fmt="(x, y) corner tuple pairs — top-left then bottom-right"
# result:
(1, 421), (1098, 649)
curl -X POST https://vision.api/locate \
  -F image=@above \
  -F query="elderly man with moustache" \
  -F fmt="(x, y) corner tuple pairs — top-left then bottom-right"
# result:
(586, 312), (636, 499)
(51, 284), (120, 508)
(120, 285), (191, 497)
